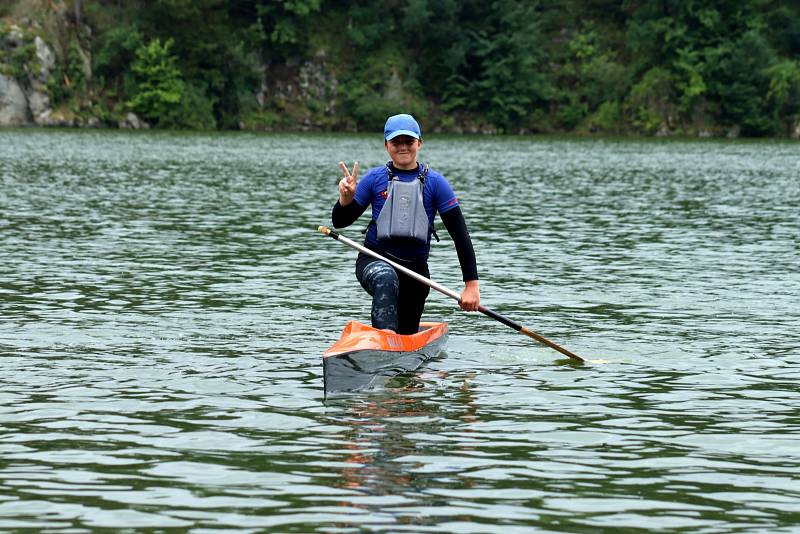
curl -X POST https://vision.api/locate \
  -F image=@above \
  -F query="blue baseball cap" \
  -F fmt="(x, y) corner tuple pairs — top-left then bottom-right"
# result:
(384, 114), (421, 141)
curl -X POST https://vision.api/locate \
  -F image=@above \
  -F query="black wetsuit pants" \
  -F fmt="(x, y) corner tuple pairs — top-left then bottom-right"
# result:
(355, 252), (430, 335)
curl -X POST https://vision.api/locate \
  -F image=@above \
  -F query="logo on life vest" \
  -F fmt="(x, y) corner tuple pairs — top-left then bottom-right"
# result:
(380, 189), (388, 199)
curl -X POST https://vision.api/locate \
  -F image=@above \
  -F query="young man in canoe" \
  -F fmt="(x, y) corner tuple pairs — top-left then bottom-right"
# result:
(331, 113), (480, 335)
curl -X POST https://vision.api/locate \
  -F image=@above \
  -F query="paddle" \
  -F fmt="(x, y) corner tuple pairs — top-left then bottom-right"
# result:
(317, 226), (586, 363)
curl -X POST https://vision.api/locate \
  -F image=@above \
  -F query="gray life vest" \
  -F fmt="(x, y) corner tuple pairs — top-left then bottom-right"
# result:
(376, 163), (430, 243)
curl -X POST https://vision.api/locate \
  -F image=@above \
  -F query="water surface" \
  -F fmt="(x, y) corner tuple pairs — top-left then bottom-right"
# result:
(1, 129), (798, 532)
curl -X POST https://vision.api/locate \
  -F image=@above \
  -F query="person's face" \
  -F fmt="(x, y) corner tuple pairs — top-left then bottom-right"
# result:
(385, 136), (422, 170)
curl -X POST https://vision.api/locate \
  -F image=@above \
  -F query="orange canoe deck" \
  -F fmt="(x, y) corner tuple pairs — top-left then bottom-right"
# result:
(323, 320), (449, 358)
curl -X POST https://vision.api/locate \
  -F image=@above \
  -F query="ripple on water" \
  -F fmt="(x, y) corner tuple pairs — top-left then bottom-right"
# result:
(1, 130), (799, 531)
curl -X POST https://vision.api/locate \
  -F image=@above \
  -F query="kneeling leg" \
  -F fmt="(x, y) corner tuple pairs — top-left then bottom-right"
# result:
(358, 261), (399, 331)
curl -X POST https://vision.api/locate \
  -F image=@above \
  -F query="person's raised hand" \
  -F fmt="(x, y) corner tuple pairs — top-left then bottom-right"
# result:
(338, 161), (358, 205)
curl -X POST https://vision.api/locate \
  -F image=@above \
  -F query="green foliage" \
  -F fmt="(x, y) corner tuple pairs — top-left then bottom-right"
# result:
(66, 43), (87, 89)
(588, 100), (623, 133)
(712, 31), (776, 135)
(766, 60), (800, 114)
(628, 67), (675, 134)
(436, 0), (550, 130)
(766, 59), (800, 134)
(94, 25), (144, 89)
(41, 39), (88, 106)
(560, 27), (629, 112)
(46, 67), (69, 104)
(341, 3), (389, 49)
(175, 82), (217, 129)
(558, 100), (588, 130)
(621, 0), (796, 135)
(128, 38), (185, 127)
(136, 0), (265, 129)
(16, 0), (800, 136)
(257, 0), (320, 59)
(347, 90), (406, 128)
(2, 34), (36, 80)
(672, 46), (707, 114)
(340, 69), (428, 131)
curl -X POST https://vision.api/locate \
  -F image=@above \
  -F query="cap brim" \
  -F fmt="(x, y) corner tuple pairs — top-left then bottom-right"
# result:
(385, 130), (420, 141)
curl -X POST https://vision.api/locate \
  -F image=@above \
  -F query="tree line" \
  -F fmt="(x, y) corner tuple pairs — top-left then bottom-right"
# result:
(44, 0), (800, 135)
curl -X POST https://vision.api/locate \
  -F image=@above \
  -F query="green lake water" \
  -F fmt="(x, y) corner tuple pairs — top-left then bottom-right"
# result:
(1, 129), (798, 532)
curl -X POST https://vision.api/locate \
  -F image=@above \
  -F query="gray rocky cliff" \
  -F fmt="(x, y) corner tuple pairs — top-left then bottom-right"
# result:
(0, 25), (58, 126)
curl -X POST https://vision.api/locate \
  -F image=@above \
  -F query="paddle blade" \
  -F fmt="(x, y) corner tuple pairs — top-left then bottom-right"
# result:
(519, 327), (585, 363)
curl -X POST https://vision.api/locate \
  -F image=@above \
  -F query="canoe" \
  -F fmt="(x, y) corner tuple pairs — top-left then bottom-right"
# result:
(323, 320), (449, 396)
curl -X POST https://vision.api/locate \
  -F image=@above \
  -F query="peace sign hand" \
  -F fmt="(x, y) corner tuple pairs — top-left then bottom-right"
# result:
(338, 161), (359, 206)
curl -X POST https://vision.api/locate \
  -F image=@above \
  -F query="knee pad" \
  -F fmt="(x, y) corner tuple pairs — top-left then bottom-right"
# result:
(363, 261), (399, 296)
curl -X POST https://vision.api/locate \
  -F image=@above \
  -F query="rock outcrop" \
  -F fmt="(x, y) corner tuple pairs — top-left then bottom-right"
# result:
(0, 25), (59, 126)
(0, 73), (30, 125)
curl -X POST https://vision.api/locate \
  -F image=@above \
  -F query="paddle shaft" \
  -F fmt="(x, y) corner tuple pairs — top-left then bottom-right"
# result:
(318, 226), (585, 363)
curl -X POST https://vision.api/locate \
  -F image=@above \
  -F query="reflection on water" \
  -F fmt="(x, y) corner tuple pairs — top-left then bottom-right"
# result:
(1, 129), (798, 531)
